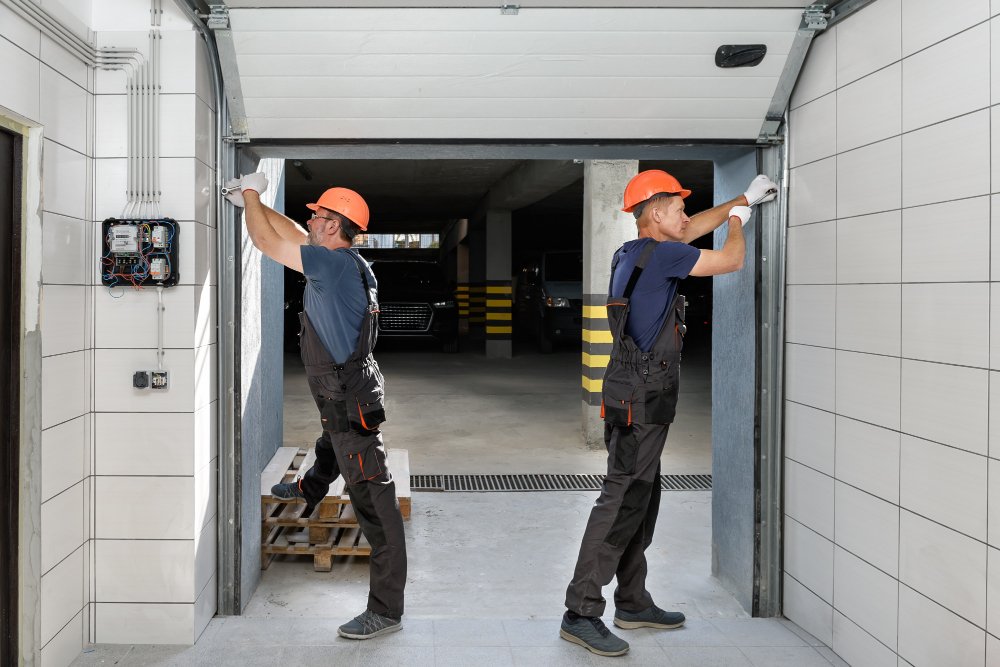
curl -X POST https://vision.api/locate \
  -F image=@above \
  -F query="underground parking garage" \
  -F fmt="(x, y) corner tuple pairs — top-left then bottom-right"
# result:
(14, 1), (987, 665)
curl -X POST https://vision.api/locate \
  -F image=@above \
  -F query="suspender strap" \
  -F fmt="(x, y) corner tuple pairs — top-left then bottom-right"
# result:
(622, 240), (657, 299)
(345, 249), (375, 307)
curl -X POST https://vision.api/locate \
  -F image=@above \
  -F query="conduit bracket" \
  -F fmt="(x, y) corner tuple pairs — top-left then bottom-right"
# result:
(500, 4), (520, 15)
(207, 3), (250, 143)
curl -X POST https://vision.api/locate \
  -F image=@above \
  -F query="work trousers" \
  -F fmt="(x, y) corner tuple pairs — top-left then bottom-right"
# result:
(565, 421), (668, 617)
(300, 376), (408, 619)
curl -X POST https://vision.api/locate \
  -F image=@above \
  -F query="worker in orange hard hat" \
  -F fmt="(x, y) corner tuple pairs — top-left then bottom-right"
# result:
(561, 169), (778, 657)
(225, 174), (407, 641)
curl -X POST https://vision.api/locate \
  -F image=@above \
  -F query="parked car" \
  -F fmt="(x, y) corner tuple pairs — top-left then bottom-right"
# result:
(369, 259), (459, 352)
(513, 250), (582, 352)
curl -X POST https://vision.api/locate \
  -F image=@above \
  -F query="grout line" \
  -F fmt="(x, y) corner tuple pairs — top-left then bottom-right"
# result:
(897, 28), (904, 655)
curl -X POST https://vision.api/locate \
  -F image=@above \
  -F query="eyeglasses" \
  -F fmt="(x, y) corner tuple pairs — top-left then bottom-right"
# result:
(309, 213), (340, 224)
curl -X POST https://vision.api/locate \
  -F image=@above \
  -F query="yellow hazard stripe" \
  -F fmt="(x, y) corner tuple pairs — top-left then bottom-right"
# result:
(582, 329), (613, 344)
(582, 352), (610, 368)
(583, 305), (608, 319)
(486, 325), (512, 334)
(582, 376), (603, 392)
(486, 312), (512, 321)
(486, 285), (512, 294)
(486, 299), (512, 308)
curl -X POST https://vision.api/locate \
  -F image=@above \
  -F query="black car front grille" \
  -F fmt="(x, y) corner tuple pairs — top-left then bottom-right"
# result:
(379, 303), (432, 332)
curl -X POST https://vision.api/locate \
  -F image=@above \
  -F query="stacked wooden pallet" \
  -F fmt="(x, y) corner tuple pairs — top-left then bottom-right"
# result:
(260, 446), (410, 572)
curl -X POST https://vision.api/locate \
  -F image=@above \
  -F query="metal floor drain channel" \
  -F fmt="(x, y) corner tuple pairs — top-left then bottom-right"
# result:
(410, 474), (711, 492)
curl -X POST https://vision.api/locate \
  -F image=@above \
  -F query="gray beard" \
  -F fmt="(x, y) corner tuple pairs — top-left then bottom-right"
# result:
(307, 232), (321, 246)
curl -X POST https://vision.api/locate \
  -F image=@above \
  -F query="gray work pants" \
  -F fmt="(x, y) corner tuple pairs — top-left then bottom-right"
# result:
(565, 421), (667, 617)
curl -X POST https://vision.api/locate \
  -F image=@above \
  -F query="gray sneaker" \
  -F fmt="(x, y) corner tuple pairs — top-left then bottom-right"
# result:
(337, 610), (402, 640)
(614, 605), (685, 630)
(270, 479), (305, 500)
(560, 612), (629, 657)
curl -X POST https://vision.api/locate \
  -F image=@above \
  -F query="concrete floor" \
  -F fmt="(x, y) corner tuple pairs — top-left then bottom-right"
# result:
(73, 342), (846, 666)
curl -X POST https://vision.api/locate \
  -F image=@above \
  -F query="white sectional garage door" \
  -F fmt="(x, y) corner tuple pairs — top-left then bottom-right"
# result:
(227, 2), (807, 141)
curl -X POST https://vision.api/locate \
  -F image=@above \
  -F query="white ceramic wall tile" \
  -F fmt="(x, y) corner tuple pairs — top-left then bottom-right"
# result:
(194, 517), (216, 596)
(39, 65), (89, 156)
(95, 285), (197, 349)
(835, 482), (899, 577)
(41, 545), (83, 646)
(994, 17), (1000, 105)
(41, 285), (86, 356)
(784, 401), (835, 475)
(41, 416), (86, 503)
(194, 459), (217, 534)
(193, 280), (216, 347)
(992, 459), (1000, 547)
(42, 139), (88, 220)
(159, 95), (205, 161)
(993, 284), (1000, 370)
(902, 24), (990, 132)
(93, 347), (196, 413)
(835, 350), (901, 431)
(95, 539), (194, 602)
(786, 460), (835, 539)
(0, 4), (41, 56)
(785, 344), (836, 412)
(159, 158), (212, 225)
(902, 196), (990, 283)
(994, 107), (1000, 194)
(92, 0), (191, 31)
(0, 36), (41, 122)
(194, 35), (215, 113)
(38, 32), (89, 91)
(995, 0), (1000, 18)
(900, 435), (988, 541)
(786, 285), (836, 348)
(989, 548), (1000, 637)
(159, 31), (200, 95)
(41, 351), (87, 430)
(836, 416), (901, 503)
(993, 196), (1000, 280)
(902, 283), (989, 368)
(40, 609), (83, 667)
(903, 110), (990, 208)
(787, 221), (836, 285)
(791, 27), (836, 110)
(194, 401), (216, 473)
(993, 373), (1000, 459)
(990, 633), (1000, 667)
(95, 602), (194, 645)
(42, 213), (91, 286)
(836, 284), (901, 357)
(832, 611), (897, 667)
(785, 517), (834, 602)
(784, 573), (834, 647)
(789, 158), (837, 226)
(94, 158), (126, 220)
(96, 476), (194, 540)
(180, 221), (217, 286)
(194, 574), (216, 643)
(94, 94), (127, 158)
(790, 94), (837, 168)
(902, 0), (990, 57)
(900, 360), (989, 456)
(837, 63), (901, 153)
(900, 510), (987, 628)
(194, 343), (217, 410)
(833, 547), (898, 649)
(837, 138), (902, 219)
(836, 0), (902, 86)
(837, 210), (902, 284)
(95, 412), (195, 475)
(40, 481), (83, 574)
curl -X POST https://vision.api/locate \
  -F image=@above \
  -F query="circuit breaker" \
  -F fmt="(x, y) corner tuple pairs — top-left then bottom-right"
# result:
(100, 218), (180, 288)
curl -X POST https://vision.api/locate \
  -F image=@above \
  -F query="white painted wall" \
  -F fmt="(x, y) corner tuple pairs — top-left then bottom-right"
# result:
(783, 1), (999, 665)
(0, 1), (218, 663)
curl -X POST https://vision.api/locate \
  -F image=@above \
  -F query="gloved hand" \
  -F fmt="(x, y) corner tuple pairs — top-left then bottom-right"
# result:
(743, 174), (778, 206)
(241, 172), (268, 196)
(729, 205), (752, 226)
(223, 178), (244, 207)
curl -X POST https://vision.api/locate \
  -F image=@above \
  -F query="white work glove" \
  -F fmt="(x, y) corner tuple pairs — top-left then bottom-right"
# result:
(223, 178), (244, 207)
(240, 172), (268, 196)
(729, 205), (752, 226)
(743, 174), (778, 206)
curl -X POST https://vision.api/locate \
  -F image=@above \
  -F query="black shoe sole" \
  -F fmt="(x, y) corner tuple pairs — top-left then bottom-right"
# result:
(559, 628), (629, 657)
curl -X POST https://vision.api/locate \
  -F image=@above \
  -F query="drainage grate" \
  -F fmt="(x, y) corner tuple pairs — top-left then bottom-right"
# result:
(410, 474), (711, 492)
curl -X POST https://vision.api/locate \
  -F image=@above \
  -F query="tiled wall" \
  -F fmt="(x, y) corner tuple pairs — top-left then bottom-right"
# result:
(1, 2), (217, 663)
(783, 1), (999, 665)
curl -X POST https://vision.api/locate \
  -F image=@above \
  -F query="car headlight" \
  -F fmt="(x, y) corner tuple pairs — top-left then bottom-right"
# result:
(432, 300), (456, 308)
(546, 296), (571, 308)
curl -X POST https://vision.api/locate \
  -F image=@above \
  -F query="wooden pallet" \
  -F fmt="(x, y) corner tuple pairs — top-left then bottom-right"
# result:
(260, 446), (410, 572)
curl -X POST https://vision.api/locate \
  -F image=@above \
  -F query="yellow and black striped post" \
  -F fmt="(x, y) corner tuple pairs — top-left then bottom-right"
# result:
(582, 293), (613, 405)
(455, 283), (470, 334)
(468, 283), (487, 336)
(485, 281), (513, 342)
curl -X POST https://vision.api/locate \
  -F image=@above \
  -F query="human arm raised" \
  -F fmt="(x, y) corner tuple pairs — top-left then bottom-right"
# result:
(224, 175), (308, 245)
(681, 174), (777, 244)
(687, 206), (749, 277)
(241, 174), (305, 273)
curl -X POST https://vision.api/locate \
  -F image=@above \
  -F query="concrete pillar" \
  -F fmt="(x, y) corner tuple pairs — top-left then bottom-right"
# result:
(467, 219), (487, 341)
(581, 160), (638, 446)
(484, 208), (512, 359)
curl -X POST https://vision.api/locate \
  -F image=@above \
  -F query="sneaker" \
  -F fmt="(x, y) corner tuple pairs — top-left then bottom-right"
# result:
(613, 605), (685, 630)
(337, 609), (402, 640)
(271, 479), (305, 500)
(559, 612), (629, 657)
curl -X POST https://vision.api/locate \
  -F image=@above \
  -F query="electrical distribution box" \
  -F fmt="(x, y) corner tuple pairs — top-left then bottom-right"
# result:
(100, 218), (180, 288)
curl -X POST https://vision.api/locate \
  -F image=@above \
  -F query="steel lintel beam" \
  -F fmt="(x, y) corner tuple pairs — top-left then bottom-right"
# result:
(207, 4), (250, 143)
(472, 159), (582, 221)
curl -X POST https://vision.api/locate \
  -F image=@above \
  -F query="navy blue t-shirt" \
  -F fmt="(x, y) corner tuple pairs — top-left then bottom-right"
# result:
(300, 246), (376, 364)
(610, 238), (700, 351)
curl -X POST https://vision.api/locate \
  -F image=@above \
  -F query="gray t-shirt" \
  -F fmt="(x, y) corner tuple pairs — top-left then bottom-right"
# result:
(300, 246), (376, 363)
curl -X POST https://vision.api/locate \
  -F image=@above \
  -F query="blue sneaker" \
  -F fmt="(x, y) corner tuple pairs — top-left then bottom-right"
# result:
(614, 605), (685, 630)
(338, 609), (402, 640)
(560, 612), (629, 657)
(271, 479), (305, 500)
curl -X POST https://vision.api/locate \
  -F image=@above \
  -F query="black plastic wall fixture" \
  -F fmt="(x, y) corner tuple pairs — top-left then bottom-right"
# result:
(715, 44), (768, 68)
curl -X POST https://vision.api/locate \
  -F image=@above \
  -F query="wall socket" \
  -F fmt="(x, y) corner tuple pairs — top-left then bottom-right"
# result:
(133, 370), (169, 390)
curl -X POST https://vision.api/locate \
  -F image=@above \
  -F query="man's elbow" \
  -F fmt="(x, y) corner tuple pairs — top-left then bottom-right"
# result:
(724, 251), (745, 274)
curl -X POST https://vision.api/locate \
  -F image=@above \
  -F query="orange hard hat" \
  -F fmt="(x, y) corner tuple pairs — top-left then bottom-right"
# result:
(621, 170), (691, 213)
(306, 187), (370, 230)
